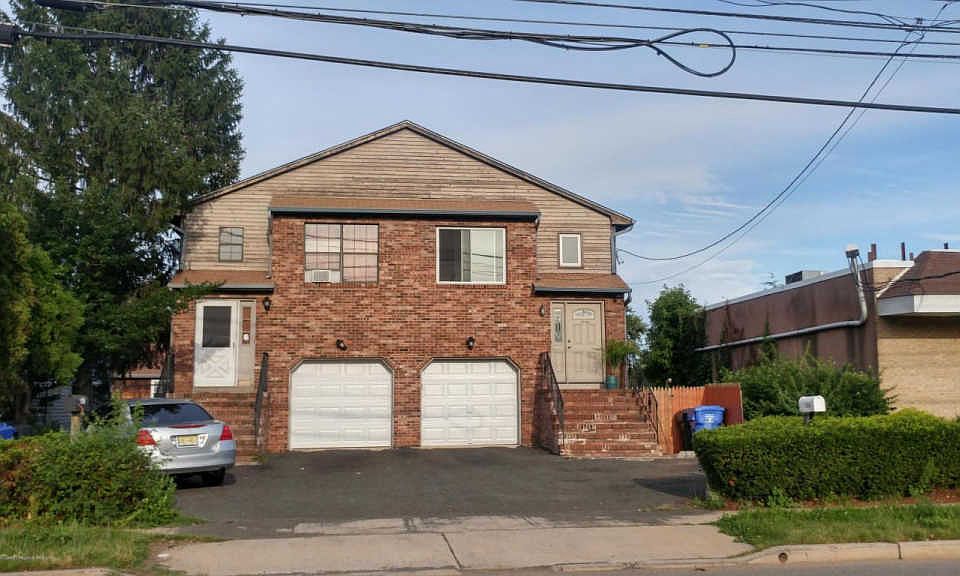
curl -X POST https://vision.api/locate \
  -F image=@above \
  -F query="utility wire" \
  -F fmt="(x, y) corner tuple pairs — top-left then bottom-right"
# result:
(714, 0), (916, 25)
(39, 0), (960, 48)
(625, 4), (949, 284)
(517, 0), (960, 34)
(8, 23), (960, 114)
(36, 0), (737, 77)
(56, 0), (960, 65)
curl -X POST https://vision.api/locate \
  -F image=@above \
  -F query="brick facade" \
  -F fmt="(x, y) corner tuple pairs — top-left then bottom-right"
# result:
(171, 215), (627, 452)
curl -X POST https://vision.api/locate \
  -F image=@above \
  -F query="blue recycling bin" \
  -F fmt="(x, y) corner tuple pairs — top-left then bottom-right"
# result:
(0, 422), (15, 440)
(691, 405), (725, 433)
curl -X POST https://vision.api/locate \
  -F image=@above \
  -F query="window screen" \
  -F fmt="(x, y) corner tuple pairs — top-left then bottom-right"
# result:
(438, 228), (505, 283)
(219, 227), (243, 262)
(305, 224), (378, 283)
(201, 306), (232, 348)
(559, 234), (581, 267)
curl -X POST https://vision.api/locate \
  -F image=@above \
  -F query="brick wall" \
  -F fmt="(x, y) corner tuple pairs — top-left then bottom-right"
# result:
(170, 215), (627, 452)
(877, 316), (960, 419)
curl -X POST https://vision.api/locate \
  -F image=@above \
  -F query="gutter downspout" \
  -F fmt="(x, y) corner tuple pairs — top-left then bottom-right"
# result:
(696, 251), (868, 353)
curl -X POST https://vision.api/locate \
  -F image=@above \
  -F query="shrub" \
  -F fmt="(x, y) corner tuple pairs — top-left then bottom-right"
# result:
(693, 410), (960, 502)
(722, 353), (891, 420)
(0, 419), (177, 526)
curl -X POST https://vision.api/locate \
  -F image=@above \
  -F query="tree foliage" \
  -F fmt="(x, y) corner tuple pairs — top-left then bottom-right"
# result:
(0, 2), (244, 398)
(643, 285), (709, 387)
(722, 350), (891, 420)
(0, 202), (83, 421)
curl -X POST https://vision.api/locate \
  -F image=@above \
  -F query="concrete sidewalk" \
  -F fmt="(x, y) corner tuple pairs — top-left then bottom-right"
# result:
(162, 518), (750, 575)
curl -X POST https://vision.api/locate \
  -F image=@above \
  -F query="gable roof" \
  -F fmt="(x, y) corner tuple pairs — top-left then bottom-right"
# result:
(190, 120), (633, 228)
(879, 251), (960, 299)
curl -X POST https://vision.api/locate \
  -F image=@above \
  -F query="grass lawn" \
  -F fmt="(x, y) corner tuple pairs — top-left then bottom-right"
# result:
(0, 522), (200, 572)
(717, 503), (960, 549)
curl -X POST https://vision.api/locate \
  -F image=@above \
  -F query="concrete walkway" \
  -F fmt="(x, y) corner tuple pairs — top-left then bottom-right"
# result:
(162, 516), (750, 575)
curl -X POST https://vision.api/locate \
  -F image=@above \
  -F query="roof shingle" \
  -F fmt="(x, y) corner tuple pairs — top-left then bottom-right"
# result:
(879, 251), (960, 299)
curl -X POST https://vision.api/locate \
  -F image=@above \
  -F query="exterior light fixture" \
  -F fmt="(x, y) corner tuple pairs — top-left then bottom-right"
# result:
(336, 339), (348, 351)
(539, 305), (546, 317)
(262, 297), (272, 312)
(466, 336), (476, 350)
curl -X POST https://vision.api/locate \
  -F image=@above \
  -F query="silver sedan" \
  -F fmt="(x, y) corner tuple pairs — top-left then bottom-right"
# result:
(127, 399), (236, 485)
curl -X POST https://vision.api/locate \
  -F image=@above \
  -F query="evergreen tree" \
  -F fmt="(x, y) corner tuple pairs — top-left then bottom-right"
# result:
(1, 1), (243, 399)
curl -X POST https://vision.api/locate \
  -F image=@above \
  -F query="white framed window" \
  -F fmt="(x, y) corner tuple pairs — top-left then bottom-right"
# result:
(305, 223), (379, 283)
(559, 233), (582, 268)
(219, 227), (244, 262)
(436, 227), (506, 284)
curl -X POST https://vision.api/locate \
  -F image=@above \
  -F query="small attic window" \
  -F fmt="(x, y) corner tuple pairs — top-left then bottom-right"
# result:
(559, 233), (582, 268)
(219, 227), (244, 262)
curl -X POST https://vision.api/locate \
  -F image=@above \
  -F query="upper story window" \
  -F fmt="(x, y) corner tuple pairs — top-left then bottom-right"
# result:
(437, 227), (506, 284)
(559, 233), (582, 268)
(219, 227), (244, 262)
(305, 223), (379, 283)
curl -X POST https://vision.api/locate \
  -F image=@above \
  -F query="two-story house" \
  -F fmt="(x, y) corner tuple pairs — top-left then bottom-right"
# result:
(167, 121), (660, 458)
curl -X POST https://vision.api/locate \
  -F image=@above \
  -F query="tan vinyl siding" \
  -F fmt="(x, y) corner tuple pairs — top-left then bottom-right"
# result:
(183, 129), (613, 273)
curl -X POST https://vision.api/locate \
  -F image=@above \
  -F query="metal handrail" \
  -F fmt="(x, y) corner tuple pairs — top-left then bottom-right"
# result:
(643, 387), (662, 447)
(253, 352), (269, 449)
(157, 351), (174, 398)
(539, 352), (564, 445)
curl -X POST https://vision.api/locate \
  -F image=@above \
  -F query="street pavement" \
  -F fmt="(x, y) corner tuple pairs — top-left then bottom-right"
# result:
(475, 559), (960, 575)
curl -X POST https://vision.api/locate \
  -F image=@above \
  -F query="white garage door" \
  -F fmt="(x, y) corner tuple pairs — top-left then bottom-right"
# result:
(289, 361), (392, 449)
(421, 360), (519, 447)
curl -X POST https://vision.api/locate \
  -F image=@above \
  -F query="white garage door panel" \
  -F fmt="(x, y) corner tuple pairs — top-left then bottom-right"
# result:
(421, 360), (519, 447)
(290, 361), (392, 449)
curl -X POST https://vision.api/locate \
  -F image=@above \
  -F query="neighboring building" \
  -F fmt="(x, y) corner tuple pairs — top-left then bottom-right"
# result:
(702, 248), (960, 419)
(167, 121), (659, 457)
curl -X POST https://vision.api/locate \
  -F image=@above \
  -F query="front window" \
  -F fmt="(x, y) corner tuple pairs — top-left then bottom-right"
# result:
(219, 227), (244, 262)
(559, 233), (582, 268)
(437, 227), (506, 284)
(305, 223), (378, 283)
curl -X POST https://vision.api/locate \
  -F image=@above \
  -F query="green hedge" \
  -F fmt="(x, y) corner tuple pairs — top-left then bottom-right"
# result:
(694, 410), (960, 502)
(722, 353), (890, 420)
(0, 424), (177, 525)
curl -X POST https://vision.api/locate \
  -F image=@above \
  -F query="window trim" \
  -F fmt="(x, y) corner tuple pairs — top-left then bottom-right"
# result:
(218, 226), (244, 263)
(435, 226), (507, 285)
(558, 233), (582, 268)
(304, 223), (380, 284)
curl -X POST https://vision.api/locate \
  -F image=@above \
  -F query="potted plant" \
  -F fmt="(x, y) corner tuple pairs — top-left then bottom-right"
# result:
(604, 339), (639, 389)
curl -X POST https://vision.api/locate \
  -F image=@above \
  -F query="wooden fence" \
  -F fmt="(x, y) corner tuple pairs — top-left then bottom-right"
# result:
(651, 383), (744, 454)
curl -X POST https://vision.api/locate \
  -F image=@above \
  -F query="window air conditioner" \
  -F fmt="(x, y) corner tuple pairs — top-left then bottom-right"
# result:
(305, 269), (340, 283)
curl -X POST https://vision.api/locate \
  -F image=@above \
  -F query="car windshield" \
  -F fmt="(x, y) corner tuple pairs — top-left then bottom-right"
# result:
(136, 403), (214, 427)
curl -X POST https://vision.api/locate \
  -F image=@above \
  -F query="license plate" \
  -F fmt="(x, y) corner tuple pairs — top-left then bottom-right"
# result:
(176, 434), (199, 447)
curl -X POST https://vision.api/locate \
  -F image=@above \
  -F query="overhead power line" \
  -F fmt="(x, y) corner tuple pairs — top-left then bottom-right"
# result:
(623, 3), (950, 283)
(10, 24), (960, 115)
(37, 0), (737, 77)
(40, 0), (960, 48)
(517, 0), (960, 34)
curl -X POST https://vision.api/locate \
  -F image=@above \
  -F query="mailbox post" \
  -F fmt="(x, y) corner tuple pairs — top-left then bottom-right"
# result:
(798, 395), (826, 424)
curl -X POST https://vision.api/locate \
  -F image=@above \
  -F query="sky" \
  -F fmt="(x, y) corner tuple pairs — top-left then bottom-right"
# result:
(9, 1), (960, 309)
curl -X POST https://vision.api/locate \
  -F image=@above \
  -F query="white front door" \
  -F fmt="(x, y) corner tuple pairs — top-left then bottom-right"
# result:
(421, 360), (519, 447)
(289, 361), (392, 449)
(194, 301), (239, 387)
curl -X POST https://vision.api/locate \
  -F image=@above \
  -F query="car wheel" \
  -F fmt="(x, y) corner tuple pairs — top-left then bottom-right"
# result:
(202, 468), (226, 486)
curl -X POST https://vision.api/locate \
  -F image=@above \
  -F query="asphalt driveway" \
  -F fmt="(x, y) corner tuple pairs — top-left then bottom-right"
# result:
(175, 447), (706, 538)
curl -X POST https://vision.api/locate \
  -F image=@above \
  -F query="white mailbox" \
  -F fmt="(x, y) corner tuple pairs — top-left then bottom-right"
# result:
(798, 395), (826, 414)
